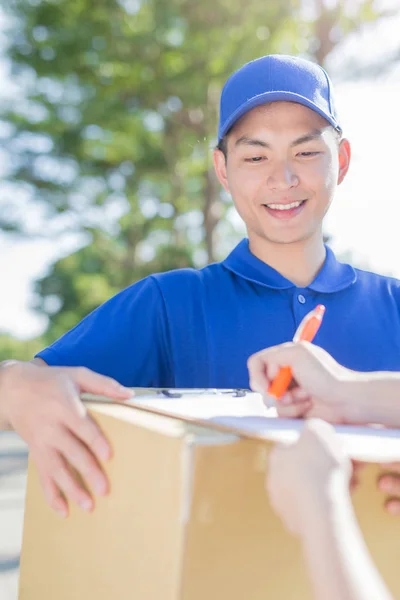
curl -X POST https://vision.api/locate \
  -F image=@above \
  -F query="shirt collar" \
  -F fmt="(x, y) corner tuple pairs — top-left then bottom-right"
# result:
(222, 239), (357, 293)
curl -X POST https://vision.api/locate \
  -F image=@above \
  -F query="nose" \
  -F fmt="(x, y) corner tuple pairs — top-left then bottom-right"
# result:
(267, 160), (299, 191)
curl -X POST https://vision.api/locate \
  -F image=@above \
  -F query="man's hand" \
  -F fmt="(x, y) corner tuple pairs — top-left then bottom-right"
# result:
(0, 361), (133, 517)
(378, 464), (400, 516)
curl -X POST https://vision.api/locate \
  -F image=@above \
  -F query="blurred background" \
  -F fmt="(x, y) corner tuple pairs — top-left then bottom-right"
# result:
(0, 0), (400, 360)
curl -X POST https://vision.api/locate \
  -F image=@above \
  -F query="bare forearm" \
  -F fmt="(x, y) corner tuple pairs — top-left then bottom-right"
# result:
(300, 487), (393, 600)
(0, 359), (48, 430)
(0, 361), (18, 429)
(343, 373), (400, 427)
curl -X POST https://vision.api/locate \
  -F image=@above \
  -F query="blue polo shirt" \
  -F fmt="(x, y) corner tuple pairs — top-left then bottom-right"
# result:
(36, 239), (400, 388)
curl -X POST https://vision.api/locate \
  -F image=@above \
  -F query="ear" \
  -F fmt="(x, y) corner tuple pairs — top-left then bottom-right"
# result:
(213, 148), (230, 193)
(337, 139), (351, 185)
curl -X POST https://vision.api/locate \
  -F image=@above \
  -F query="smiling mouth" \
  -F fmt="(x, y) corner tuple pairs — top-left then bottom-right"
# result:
(263, 200), (307, 211)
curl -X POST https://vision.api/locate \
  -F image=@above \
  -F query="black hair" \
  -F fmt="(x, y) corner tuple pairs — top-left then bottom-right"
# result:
(216, 135), (228, 160)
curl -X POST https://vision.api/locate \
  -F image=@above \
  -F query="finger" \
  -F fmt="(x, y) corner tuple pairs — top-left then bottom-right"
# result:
(349, 472), (359, 493)
(290, 387), (311, 402)
(248, 343), (305, 387)
(65, 410), (112, 462)
(384, 497), (400, 516)
(276, 399), (312, 418)
(261, 393), (276, 409)
(36, 464), (68, 518)
(280, 393), (295, 405)
(380, 462), (400, 473)
(349, 460), (365, 493)
(378, 473), (400, 496)
(351, 459), (366, 474)
(64, 367), (133, 399)
(278, 389), (312, 405)
(249, 378), (267, 395)
(55, 426), (109, 497)
(50, 451), (94, 512)
(266, 362), (280, 382)
(248, 352), (293, 396)
(248, 355), (269, 393)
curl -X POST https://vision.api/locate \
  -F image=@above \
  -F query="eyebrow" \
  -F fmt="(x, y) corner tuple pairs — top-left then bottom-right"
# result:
(234, 129), (324, 149)
(234, 136), (271, 149)
(291, 130), (324, 147)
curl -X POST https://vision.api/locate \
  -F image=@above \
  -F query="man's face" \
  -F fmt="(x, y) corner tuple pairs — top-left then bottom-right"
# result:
(214, 101), (350, 247)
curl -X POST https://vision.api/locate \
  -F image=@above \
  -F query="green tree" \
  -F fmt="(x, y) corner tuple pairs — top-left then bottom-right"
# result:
(1, 0), (383, 342)
(0, 333), (45, 362)
(35, 228), (196, 340)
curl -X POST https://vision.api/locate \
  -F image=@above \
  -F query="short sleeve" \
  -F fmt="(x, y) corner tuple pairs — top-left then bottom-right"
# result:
(35, 276), (174, 387)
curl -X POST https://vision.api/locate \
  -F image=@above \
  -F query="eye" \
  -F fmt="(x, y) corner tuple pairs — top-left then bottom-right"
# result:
(297, 151), (321, 157)
(245, 156), (266, 163)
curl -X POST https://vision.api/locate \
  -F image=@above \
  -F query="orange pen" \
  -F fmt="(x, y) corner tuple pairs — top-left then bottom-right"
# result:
(268, 304), (326, 400)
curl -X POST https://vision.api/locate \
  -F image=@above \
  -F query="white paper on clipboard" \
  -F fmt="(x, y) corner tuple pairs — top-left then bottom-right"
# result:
(130, 389), (400, 463)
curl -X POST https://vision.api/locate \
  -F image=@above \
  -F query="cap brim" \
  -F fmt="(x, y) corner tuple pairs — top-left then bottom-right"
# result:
(218, 91), (341, 141)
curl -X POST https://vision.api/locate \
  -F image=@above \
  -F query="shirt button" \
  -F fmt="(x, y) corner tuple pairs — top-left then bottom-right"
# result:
(298, 294), (306, 304)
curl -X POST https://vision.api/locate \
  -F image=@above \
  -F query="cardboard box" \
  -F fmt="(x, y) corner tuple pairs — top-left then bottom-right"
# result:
(18, 390), (400, 600)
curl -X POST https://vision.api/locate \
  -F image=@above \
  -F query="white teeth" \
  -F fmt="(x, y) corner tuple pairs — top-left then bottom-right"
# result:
(266, 201), (303, 211)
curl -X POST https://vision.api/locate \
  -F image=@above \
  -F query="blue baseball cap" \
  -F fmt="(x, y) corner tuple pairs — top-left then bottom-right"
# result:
(218, 54), (341, 142)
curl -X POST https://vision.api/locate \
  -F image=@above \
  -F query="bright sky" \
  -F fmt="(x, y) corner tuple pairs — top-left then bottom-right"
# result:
(324, 79), (400, 274)
(1, 8), (400, 340)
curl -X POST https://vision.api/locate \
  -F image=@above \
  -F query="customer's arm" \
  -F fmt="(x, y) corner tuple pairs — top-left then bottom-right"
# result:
(267, 420), (393, 600)
(248, 341), (400, 427)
